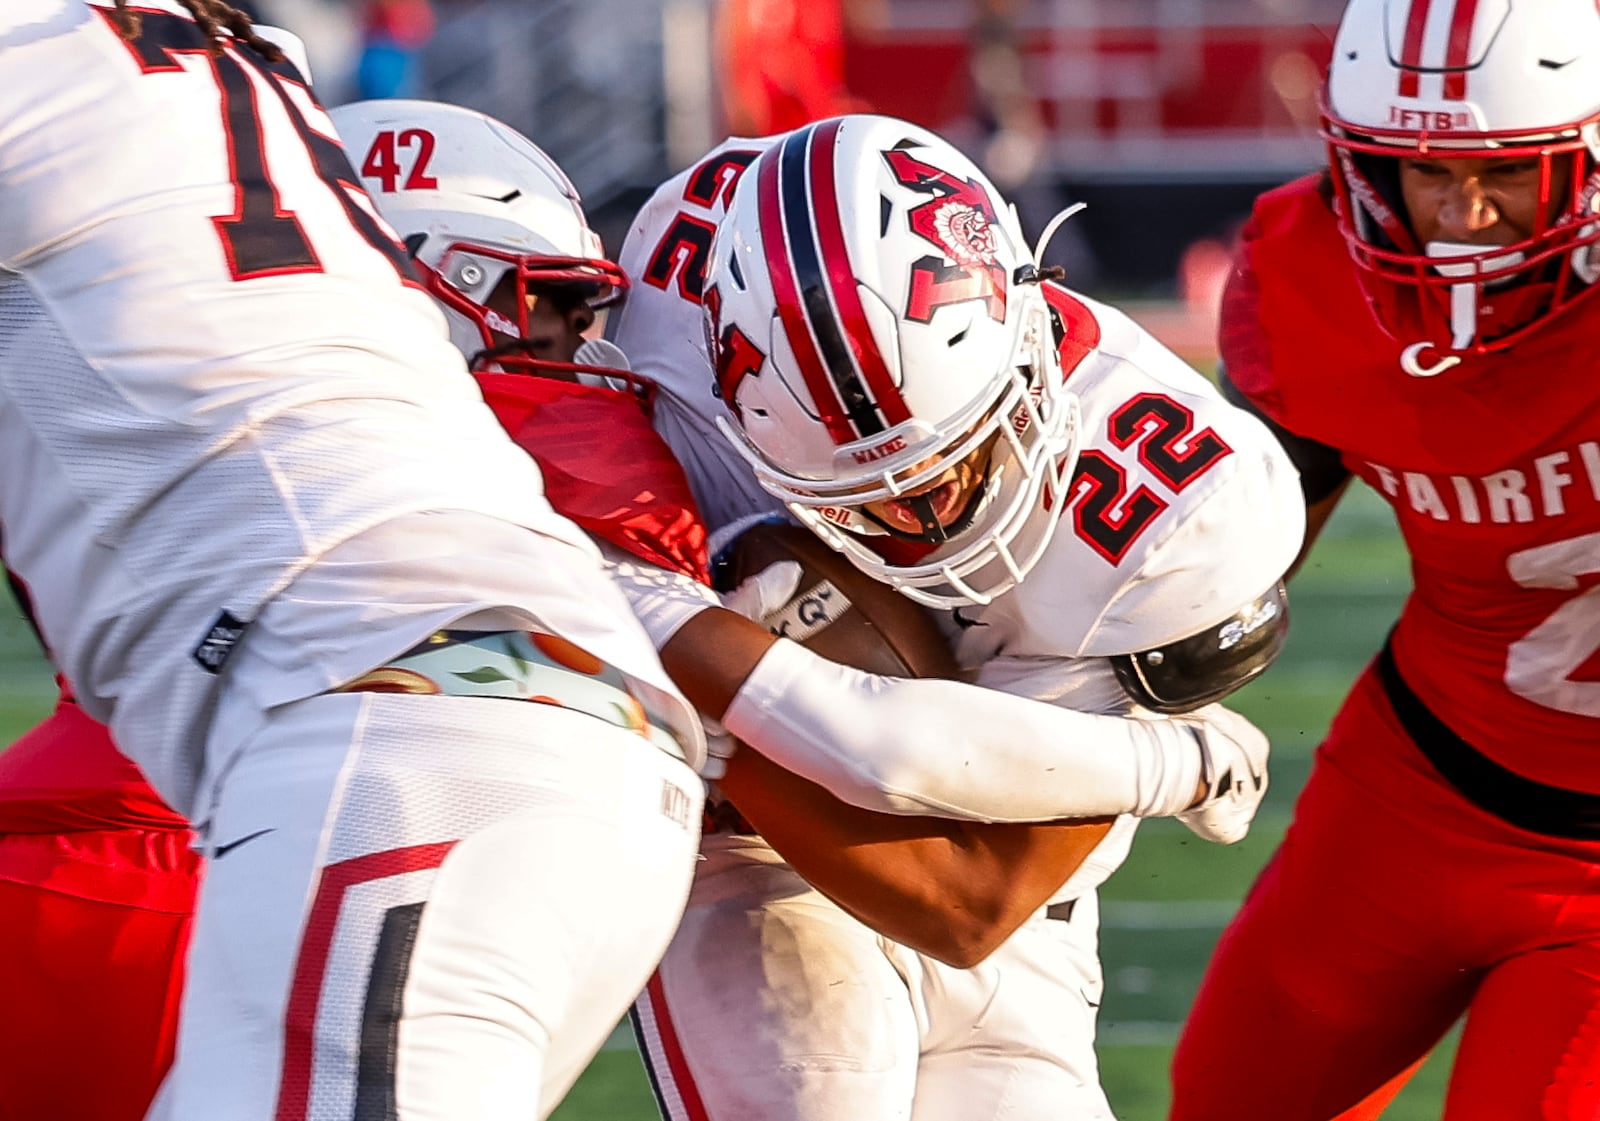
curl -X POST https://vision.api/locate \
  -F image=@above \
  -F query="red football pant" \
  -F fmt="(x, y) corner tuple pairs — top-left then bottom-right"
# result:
(0, 828), (199, 1121)
(1170, 664), (1600, 1121)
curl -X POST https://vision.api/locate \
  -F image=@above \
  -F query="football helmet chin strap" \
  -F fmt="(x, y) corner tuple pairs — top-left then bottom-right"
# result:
(1429, 241), (1527, 348)
(1402, 242), (1532, 377)
(861, 476), (990, 545)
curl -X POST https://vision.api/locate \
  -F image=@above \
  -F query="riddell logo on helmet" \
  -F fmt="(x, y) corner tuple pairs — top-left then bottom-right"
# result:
(852, 436), (908, 464)
(1387, 107), (1472, 130)
(1010, 385), (1045, 437)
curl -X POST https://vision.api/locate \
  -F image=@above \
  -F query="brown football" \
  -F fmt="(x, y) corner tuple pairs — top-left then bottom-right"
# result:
(720, 521), (957, 680)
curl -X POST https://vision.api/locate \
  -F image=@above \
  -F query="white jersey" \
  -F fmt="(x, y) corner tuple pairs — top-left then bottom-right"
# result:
(962, 288), (1304, 892)
(619, 138), (1303, 893)
(952, 288), (1305, 660)
(612, 136), (787, 537)
(619, 137), (1303, 653)
(0, 0), (701, 814)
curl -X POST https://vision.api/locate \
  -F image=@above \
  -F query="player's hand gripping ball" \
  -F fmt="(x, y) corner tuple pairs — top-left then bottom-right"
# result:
(719, 521), (958, 679)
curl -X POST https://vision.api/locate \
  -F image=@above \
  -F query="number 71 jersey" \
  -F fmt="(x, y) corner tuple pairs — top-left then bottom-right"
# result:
(0, 1), (449, 386)
(0, 1), (582, 801)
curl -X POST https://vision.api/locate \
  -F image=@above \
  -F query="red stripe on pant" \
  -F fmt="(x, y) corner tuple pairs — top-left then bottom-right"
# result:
(637, 971), (713, 1121)
(275, 841), (455, 1121)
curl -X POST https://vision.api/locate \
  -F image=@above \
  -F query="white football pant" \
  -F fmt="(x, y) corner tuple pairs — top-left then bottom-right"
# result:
(633, 832), (1114, 1121)
(149, 687), (702, 1121)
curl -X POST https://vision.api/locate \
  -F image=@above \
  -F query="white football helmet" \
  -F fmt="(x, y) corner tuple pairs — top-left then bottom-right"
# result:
(706, 115), (1080, 608)
(1323, 0), (1600, 364)
(328, 98), (635, 385)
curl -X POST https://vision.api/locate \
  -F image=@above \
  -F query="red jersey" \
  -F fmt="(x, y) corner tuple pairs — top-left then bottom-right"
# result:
(475, 372), (710, 585)
(1224, 174), (1600, 792)
(0, 689), (187, 834)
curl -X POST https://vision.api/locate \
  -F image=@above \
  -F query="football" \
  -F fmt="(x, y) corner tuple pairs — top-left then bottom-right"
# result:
(719, 521), (957, 679)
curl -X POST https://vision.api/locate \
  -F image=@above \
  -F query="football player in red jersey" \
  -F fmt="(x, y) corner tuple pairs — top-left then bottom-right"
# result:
(1170, 2), (1600, 1119)
(0, 671), (198, 1121)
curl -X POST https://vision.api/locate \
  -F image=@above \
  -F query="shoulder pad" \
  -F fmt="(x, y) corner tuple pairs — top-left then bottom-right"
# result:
(1110, 582), (1288, 714)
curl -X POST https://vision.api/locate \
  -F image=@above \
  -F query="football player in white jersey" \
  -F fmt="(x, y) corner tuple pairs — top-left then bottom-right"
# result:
(324, 96), (1297, 976)
(0, 4), (710, 1119)
(609, 116), (1307, 1119)
(0, 83), (1213, 1121)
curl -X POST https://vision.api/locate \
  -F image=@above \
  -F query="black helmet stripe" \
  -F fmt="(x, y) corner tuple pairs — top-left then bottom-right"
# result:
(757, 122), (909, 444)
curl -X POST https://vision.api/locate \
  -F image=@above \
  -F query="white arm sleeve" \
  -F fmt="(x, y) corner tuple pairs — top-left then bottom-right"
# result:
(722, 638), (1212, 823)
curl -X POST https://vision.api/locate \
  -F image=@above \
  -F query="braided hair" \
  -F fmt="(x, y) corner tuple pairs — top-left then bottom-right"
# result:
(109, 0), (285, 61)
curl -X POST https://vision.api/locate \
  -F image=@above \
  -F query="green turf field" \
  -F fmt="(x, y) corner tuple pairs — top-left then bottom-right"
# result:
(0, 487), (1452, 1119)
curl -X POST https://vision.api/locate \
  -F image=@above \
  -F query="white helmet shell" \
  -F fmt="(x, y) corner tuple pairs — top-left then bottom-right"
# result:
(1328, 0), (1600, 138)
(1322, 0), (1600, 358)
(706, 115), (1079, 607)
(328, 98), (627, 375)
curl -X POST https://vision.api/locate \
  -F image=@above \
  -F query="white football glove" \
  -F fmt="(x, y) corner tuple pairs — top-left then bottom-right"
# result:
(1171, 703), (1270, 845)
(718, 560), (804, 626)
(699, 712), (738, 783)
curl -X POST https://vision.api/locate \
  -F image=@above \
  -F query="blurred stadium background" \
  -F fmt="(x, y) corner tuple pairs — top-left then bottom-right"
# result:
(3, 0), (1461, 1116)
(264, 0), (1349, 303)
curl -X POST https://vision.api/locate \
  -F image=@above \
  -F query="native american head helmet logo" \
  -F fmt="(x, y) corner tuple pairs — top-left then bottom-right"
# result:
(882, 148), (1008, 323)
(932, 199), (1000, 268)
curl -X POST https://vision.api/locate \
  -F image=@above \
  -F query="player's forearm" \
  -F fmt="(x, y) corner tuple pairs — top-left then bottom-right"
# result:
(657, 603), (776, 718)
(609, 554), (1218, 821)
(717, 746), (1113, 967)
(721, 638), (1211, 823)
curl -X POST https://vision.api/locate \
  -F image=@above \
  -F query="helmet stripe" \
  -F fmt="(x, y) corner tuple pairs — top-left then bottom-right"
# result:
(779, 127), (893, 439)
(1397, 0), (1433, 97)
(806, 118), (912, 428)
(755, 137), (859, 444)
(1442, 0), (1480, 101)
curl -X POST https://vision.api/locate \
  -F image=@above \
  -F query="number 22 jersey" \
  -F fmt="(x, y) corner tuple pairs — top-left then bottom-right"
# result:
(616, 135), (1307, 887)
